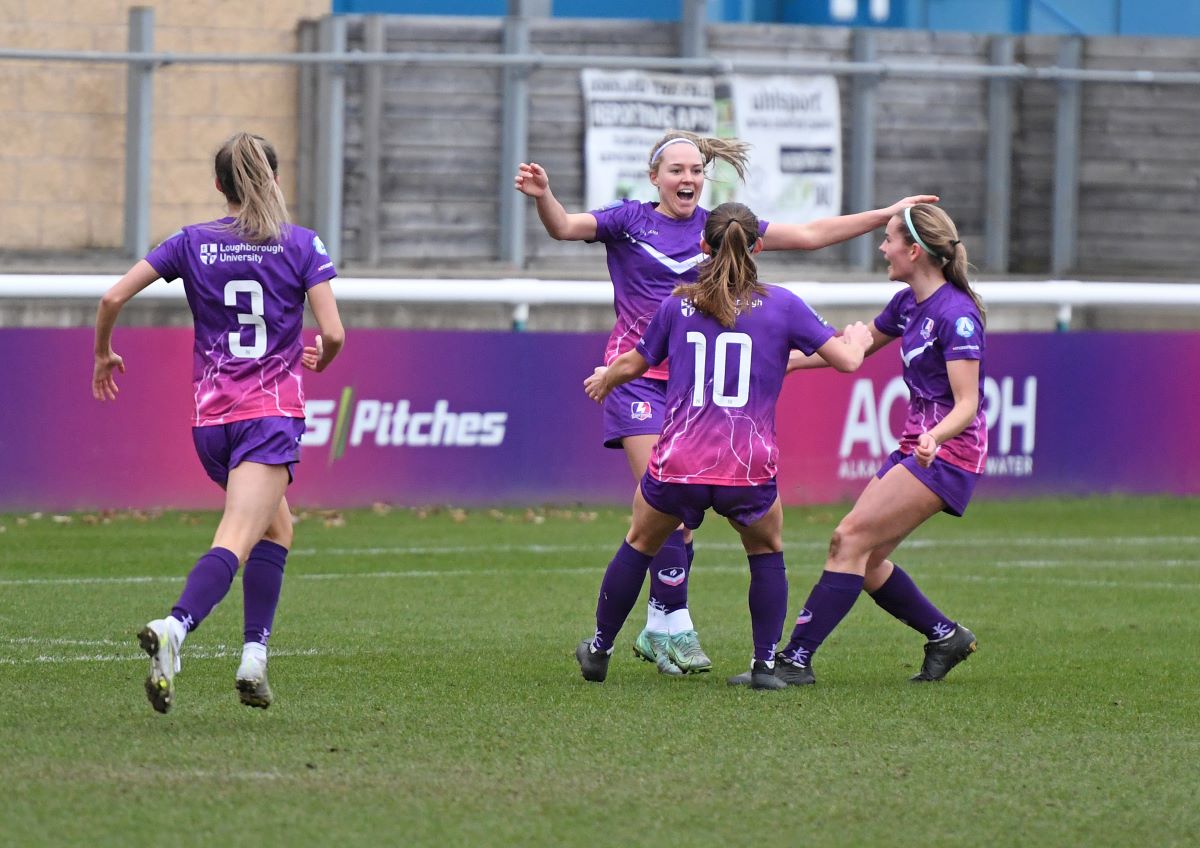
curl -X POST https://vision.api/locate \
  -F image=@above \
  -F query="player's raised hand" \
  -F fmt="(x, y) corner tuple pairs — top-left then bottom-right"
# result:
(514, 162), (550, 198)
(92, 350), (126, 401)
(302, 334), (325, 372)
(915, 432), (939, 467)
(884, 194), (940, 216)
(583, 365), (610, 403)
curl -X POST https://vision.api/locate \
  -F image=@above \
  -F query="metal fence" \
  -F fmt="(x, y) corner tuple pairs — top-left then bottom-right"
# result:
(5, 4), (1200, 273)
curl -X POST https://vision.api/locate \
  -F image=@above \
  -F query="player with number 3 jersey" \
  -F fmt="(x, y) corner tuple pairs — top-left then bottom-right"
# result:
(93, 132), (345, 714)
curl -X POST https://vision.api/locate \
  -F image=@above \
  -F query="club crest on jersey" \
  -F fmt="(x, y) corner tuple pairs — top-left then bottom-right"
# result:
(955, 316), (976, 338)
(921, 317), (935, 339)
(657, 567), (686, 587)
(200, 243), (218, 265)
(680, 298), (696, 317)
(630, 401), (652, 421)
(313, 235), (329, 256)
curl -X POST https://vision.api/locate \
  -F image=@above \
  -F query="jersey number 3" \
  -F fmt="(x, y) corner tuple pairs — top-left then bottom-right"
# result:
(225, 279), (267, 359)
(686, 331), (752, 408)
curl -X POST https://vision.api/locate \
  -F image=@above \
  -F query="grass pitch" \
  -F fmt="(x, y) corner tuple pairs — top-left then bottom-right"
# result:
(1, 497), (1197, 847)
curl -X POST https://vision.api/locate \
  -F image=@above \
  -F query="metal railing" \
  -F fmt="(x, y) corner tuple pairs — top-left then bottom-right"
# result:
(6, 275), (1200, 332)
(5, 4), (1200, 272)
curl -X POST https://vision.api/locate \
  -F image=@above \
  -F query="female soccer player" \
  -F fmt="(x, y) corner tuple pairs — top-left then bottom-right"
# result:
(575, 202), (873, 689)
(765, 203), (984, 687)
(93, 132), (345, 713)
(516, 130), (935, 676)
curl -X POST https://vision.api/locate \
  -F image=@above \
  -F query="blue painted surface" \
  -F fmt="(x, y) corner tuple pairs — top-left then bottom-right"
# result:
(904, 0), (1200, 35)
(777, 0), (906, 27)
(331, 0), (1200, 35)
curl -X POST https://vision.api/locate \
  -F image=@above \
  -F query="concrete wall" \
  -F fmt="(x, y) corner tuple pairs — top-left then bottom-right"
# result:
(0, 0), (327, 253)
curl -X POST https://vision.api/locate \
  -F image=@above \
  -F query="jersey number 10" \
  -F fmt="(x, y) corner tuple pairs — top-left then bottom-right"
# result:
(225, 279), (267, 359)
(686, 331), (752, 408)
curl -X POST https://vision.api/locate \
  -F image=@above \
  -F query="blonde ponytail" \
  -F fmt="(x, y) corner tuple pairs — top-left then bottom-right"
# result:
(214, 132), (290, 243)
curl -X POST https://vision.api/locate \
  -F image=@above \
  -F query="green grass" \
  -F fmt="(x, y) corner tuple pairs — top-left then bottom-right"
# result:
(1, 498), (1197, 847)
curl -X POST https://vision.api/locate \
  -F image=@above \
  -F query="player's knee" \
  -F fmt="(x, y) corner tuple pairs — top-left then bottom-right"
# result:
(827, 519), (861, 560)
(264, 520), (293, 549)
(827, 528), (843, 559)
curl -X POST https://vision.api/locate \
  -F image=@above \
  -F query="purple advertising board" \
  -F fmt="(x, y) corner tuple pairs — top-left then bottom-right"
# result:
(1, 328), (1197, 511)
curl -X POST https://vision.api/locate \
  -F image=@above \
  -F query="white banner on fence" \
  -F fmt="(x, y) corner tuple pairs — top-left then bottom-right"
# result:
(713, 75), (842, 223)
(581, 69), (716, 210)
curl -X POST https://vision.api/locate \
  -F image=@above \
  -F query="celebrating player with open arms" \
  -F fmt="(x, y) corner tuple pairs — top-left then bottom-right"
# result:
(93, 132), (344, 713)
(516, 130), (936, 677)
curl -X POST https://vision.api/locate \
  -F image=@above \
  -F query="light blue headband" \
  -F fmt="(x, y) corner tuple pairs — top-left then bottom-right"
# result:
(651, 137), (699, 165)
(903, 206), (936, 257)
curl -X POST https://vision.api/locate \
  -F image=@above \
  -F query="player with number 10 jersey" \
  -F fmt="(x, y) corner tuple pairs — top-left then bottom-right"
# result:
(638, 288), (834, 486)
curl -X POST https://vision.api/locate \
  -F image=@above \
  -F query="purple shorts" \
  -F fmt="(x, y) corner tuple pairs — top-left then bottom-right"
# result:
(640, 471), (779, 530)
(876, 449), (980, 517)
(192, 416), (305, 488)
(602, 376), (667, 449)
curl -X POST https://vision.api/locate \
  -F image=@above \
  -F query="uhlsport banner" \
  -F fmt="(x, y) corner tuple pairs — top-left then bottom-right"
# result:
(2, 328), (1198, 511)
(710, 75), (842, 222)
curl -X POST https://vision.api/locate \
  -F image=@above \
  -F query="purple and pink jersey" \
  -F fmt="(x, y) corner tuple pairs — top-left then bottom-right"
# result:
(874, 283), (987, 474)
(636, 286), (835, 485)
(145, 218), (336, 426)
(590, 200), (768, 381)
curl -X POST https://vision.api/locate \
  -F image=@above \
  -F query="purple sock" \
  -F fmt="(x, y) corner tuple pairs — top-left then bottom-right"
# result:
(646, 530), (689, 614)
(593, 541), (653, 651)
(243, 540), (288, 645)
(171, 547), (240, 633)
(747, 552), (788, 662)
(685, 539), (694, 568)
(781, 570), (864, 666)
(869, 564), (957, 641)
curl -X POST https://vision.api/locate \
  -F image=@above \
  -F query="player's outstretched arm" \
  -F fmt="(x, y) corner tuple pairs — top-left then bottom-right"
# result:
(761, 194), (940, 252)
(583, 350), (650, 403)
(813, 321), (874, 373)
(303, 282), (345, 372)
(92, 260), (161, 401)
(514, 162), (597, 241)
(788, 321), (894, 373)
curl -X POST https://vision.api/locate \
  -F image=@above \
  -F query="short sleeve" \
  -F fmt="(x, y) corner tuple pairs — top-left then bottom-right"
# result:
(939, 308), (984, 362)
(144, 230), (187, 282)
(786, 292), (836, 356)
(301, 231), (338, 290)
(636, 297), (675, 366)
(590, 199), (638, 244)
(873, 289), (909, 337)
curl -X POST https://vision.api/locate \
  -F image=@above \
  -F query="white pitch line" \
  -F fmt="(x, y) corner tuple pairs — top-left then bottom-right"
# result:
(0, 575), (180, 587)
(1, 555), (1195, 590)
(3, 637), (125, 646)
(1003, 558), (1200, 567)
(288, 535), (1200, 558)
(0, 646), (328, 666)
(943, 573), (1198, 592)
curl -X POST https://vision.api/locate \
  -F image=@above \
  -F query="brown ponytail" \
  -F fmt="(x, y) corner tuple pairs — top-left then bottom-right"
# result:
(674, 202), (766, 328)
